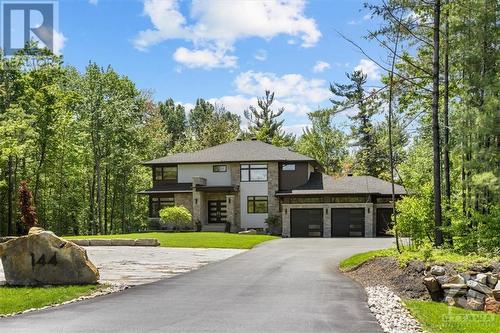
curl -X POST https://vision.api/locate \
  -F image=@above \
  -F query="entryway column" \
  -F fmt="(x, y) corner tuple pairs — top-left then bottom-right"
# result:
(323, 207), (331, 238)
(365, 204), (374, 237)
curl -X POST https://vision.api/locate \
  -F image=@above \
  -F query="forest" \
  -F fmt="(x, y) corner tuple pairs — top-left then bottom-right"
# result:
(0, 0), (497, 254)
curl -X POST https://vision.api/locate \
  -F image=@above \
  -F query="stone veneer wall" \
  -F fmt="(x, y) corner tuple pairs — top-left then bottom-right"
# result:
(229, 163), (241, 229)
(267, 162), (280, 225)
(174, 193), (193, 214)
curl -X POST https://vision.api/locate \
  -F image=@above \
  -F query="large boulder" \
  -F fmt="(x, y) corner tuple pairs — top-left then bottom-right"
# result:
(423, 276), (444, 301)
(467, 280), (493, 296)
(0, 228), (99, 285)
(430, 265), (446, 276)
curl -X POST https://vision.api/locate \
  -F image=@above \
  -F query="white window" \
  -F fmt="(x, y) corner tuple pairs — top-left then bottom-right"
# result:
(282, 164), (296, 171)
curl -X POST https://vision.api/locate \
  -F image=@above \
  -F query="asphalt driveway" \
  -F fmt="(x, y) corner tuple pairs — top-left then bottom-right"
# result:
(0, 237), (395, 333)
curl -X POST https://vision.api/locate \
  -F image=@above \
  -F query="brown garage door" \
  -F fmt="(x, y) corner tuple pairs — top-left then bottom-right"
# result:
(331, 208), (365, 237)
(290, 209), (323, 237)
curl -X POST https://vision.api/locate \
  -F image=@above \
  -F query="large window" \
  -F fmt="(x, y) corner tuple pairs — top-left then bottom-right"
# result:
(240, 164), (267, 182)
(154, 166), (177, 181)
(282, 163), (296, 171)
(247, 196), (268, 214)
(150, 196), (175, 217)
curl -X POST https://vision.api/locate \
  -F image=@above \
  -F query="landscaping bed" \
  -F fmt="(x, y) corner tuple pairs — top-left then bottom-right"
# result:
(340, 248), (500, 333)
(66, 232), (278, 249)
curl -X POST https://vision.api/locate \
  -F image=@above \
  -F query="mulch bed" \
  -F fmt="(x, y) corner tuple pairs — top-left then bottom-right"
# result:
(345, 257), (430, 300)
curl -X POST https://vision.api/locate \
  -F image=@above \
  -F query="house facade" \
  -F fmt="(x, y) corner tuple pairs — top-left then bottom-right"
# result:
(140, 139), (405, 237)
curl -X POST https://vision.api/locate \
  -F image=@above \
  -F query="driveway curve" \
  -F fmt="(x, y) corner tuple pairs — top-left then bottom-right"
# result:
(0, 238), (395, 333)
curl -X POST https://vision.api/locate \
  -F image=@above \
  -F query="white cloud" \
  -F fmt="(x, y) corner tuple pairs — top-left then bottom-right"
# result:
(312, 60), (330, 73)
(354, 59), (381, 81)
(363, 14), (371, 20)
(52, 30), (67, 55)
(173, 47), (237, 69)
(88, 0), (98, 5)
(134, 0), (321, 68)
(254, 49), (267, 61)
(235, 71), (330, 104)
(283, 123), (311, 136)
(347, 20), (358, 25)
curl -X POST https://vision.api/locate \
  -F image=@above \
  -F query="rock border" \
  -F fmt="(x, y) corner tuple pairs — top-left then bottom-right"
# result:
(366, 285), (423, 333)
(0, 284), (130, 318)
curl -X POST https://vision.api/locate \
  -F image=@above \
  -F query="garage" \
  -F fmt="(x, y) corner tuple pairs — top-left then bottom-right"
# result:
(331, 208), (365, 237)
(376, 208), (393, 236)
(290, 209), (323, 237)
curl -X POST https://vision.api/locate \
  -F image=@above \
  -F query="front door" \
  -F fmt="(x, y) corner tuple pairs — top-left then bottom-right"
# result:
(208, 200), (227, 223)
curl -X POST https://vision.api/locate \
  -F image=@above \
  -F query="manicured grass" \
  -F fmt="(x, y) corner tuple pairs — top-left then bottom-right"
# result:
(0, 285), (98, 315)
(338, 248), (396, 271)
(339, 247), (497, 271)
(405, 300), (500, 333)
(66, 232), (278, 249)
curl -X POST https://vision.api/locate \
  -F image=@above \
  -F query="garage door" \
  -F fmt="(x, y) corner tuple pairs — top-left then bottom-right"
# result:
(290, 209), (323, 237)
(331, 208), (365, 237)
(376, 208), (393, 236)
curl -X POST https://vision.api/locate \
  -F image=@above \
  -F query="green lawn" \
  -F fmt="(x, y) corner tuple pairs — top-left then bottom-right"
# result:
(405, 300), (500, 333)
(66, 232), (278, 249)
(339, 247), (496, 271)
(0, 285), (98, 316)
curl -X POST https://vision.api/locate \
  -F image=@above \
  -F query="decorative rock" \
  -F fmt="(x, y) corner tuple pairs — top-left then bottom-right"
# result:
(441, 283), (467, 290)
(110, 239), (136, 246)
(70, 239), (89, 246)
(134, 238), (160, 247)
(459, 273), (470, 282)
(423, 276), (443, 301)
(484, 297), (500, 313)
(493, 289), (500, 301)
(430, 265), (446, 276)
(495, 281), (500, 290)
(475, 273), (487, 284)
(467, 289), (486, 301)
(466, 298), (484, 311)
(467, 280), (493, 296)
(88, 239), (112, 246)
(238, 229), (257, 235)
(437, 275), (465, 286)
(445, 296), (467, 308)
(486, 274), (498, 288)
(0, 228), (99, 285)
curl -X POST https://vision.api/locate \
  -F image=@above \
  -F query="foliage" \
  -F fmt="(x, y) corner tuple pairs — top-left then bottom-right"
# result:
(296, 110), (348, 175)
(18, 180), (38, 230)
(0, 285), (98, 315)
(244, 90), (295, 146)
(67, 232), (278, 249)
(159, 206), (193, 230)
(265, 215), (281, 235)
(404, 300), (500, 333)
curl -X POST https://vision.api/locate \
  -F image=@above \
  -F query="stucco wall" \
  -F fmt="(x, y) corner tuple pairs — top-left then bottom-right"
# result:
(240, 181), (269, 229)
(178, 164), (231, 186)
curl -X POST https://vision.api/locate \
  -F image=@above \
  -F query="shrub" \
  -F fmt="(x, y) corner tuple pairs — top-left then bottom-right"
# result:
(265, 215), (281, 235)
(159, 206), (193, 231)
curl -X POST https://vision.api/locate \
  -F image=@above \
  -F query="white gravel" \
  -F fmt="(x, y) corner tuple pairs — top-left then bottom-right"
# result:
(366, 285), (423, 333)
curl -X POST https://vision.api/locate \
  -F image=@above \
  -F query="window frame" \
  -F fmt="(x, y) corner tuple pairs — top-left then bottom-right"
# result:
(282, 163), (296, 171)
(150, 196), (175, 217)
(247, 196), (268, 214)
(153, 166), (178, 182)
(213, 164), (228, 173)
(240, 164), (268, 182)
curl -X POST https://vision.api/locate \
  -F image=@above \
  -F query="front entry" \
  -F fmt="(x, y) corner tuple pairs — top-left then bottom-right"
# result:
(208, 200), (227, 223)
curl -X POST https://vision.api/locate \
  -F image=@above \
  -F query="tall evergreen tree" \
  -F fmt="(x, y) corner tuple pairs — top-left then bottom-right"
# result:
(243, 90), (294, 146)
(158, 98), (186, 147)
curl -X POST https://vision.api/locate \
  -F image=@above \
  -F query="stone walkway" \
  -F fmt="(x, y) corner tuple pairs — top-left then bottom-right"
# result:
(0, 246), (246, 286)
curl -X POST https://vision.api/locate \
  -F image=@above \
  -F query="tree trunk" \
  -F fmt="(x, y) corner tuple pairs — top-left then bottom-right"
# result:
(443, 0), (452, 244)
(7, 156), (13, 236)
(104, 167), (109, 235)
(432, 0), (443, 246)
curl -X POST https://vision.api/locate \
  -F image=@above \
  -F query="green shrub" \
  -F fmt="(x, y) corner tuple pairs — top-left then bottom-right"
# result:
(159, 206), (193, 230)
(265, 215), (281, 235)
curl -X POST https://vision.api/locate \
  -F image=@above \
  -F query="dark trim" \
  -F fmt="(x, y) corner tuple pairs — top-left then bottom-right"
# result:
(195, 185), (239, 192)
(213, 164), (227, 172)
(142, 159), (314, 166)
(247, 196), (268, 214)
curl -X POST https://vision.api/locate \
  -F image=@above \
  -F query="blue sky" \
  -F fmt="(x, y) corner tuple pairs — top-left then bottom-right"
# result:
(56, 0), (386, 135)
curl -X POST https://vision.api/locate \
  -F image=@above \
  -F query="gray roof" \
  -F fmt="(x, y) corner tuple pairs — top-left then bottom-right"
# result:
(143, 140), (314, 165)
(277, 173), (406, 196)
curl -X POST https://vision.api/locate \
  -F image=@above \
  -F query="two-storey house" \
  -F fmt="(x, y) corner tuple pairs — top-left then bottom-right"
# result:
(140, 139), (405, 237)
